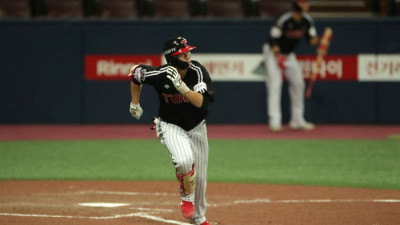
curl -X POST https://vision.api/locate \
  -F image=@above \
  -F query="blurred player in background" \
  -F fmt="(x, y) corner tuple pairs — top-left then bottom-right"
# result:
(263, 0), (319, 132)
(129, 37), (214, 225)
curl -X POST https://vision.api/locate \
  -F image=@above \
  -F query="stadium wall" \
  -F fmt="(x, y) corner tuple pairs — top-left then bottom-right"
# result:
(1, 19), (399, 124)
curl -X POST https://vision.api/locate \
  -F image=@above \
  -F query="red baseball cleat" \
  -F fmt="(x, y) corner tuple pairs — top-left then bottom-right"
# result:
(180, 200), (195, 219)
(200, 221), (210, 225)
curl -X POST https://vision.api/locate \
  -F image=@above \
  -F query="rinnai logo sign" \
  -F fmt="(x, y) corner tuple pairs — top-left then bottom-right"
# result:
(85, 55), (162, 80)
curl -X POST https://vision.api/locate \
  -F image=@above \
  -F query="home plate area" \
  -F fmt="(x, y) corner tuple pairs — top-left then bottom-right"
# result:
(0, 181), (400, 225)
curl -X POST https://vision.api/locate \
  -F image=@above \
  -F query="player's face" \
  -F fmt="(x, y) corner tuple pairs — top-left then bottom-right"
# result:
(177, 51), (192, 66)
(298, 2), (310, 12)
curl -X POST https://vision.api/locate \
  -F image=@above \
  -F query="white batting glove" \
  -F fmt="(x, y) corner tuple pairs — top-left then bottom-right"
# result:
(129, 102), (143, 120)
(166, 66), (190, 94)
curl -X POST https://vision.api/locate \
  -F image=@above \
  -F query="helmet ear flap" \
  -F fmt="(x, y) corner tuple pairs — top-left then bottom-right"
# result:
(165, 54), (172, 64)
(170, 55), (190, 70)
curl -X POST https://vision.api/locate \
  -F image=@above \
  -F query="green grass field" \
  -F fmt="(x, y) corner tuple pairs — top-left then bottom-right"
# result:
(1, 139), (399, 189)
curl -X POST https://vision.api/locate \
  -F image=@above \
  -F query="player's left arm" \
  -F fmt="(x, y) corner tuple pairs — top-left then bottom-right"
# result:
(183, 91), (203, 108)
(192, 65), (214, 112)
(303, 13), (319, 46)
(166, 66), (208, 108)
(186, 65), (214, 110)
(309, 36), (319, 46)
(308, 25), (319, 46)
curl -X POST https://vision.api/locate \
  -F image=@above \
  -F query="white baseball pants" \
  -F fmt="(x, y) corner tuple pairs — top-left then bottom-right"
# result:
(262, 43), (306, 127)
(155, 119), (208, 225)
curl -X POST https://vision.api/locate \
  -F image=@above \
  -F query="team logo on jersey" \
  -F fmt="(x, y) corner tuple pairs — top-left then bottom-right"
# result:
(285, 30), (305, 38)
(162, 93), (189, 104)
(164, 84), (170, 89)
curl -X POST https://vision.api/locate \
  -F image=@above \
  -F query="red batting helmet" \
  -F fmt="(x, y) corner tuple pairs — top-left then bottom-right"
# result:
(163, 37), (196, 69)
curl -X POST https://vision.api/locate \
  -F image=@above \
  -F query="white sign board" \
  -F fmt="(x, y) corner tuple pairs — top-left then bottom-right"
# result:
(192, 54), (265, 81)
(358, 54), (400, 81)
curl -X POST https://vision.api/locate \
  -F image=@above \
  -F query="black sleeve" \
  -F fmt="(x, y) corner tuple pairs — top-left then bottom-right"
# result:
(268, 13), (286, 47)
(268, 27), (280, 47)
(200, 92), (211, 113)
(197, 64), (214, 112)
(304, 22), (313, 44)
(131, 64), (165, 85)
(303, 13), (317, 44)
(193, 62), (214, 102)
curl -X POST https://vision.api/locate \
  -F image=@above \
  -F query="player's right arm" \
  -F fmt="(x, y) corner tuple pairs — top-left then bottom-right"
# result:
(128, 64), (165, 119)
(269, 25), (282, 54)
(269, 22), (286, 69)
(269, 13), (288, 54)
(128, 65), (144, 120)
(130, 81), (141, 105)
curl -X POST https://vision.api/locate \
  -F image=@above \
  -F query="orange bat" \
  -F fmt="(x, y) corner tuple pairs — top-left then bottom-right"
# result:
(305, 27), (333, 98)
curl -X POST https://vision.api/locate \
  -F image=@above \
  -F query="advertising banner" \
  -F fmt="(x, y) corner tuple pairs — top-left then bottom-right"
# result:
(84, 54), (400, 82)
(297, 55), (358, 81)
(85, 55), (161, 81)
(193, 54), (359, 81)
(358, 54), (400, 81)
(191, 54), (264, 81)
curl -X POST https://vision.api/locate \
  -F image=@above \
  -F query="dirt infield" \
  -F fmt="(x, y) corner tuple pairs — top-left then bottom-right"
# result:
(1, 125), (400, 225)
(1, 181), (400, 225)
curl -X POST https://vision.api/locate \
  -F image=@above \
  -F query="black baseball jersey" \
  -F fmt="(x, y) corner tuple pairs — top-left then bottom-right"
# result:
(131, 61), (214, 131)
(268, 11), (317, 54)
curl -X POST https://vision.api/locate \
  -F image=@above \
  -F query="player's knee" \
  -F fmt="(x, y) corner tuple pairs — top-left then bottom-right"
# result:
(173, 158), (194, 173)
(268, 77), (283, 87)
(291, 79), (305, 89)
(176, 163), (196, 195)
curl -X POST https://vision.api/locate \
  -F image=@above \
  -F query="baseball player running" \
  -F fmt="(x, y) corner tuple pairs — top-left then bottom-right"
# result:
(129, 37), (214, 225)
(263, 0), (319, 132)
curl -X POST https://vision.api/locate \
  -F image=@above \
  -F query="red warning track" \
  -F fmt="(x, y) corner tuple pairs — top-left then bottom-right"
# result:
(1, 124), (399, 140)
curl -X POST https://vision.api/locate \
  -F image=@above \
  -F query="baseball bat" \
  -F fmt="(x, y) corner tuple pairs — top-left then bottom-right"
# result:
(305, 27), (333, 98)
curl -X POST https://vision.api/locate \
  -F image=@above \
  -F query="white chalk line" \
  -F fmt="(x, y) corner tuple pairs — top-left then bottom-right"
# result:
(207, 198), (400, 207)
(78, 202), (130, 208)
(228, 198), (400, 205)
(130, 207), (174, 212)
(134, 213), (191, 225)
(0, 212), (191, 225)
(75, 190), (178, 196)
(76, 191), (400, 204)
